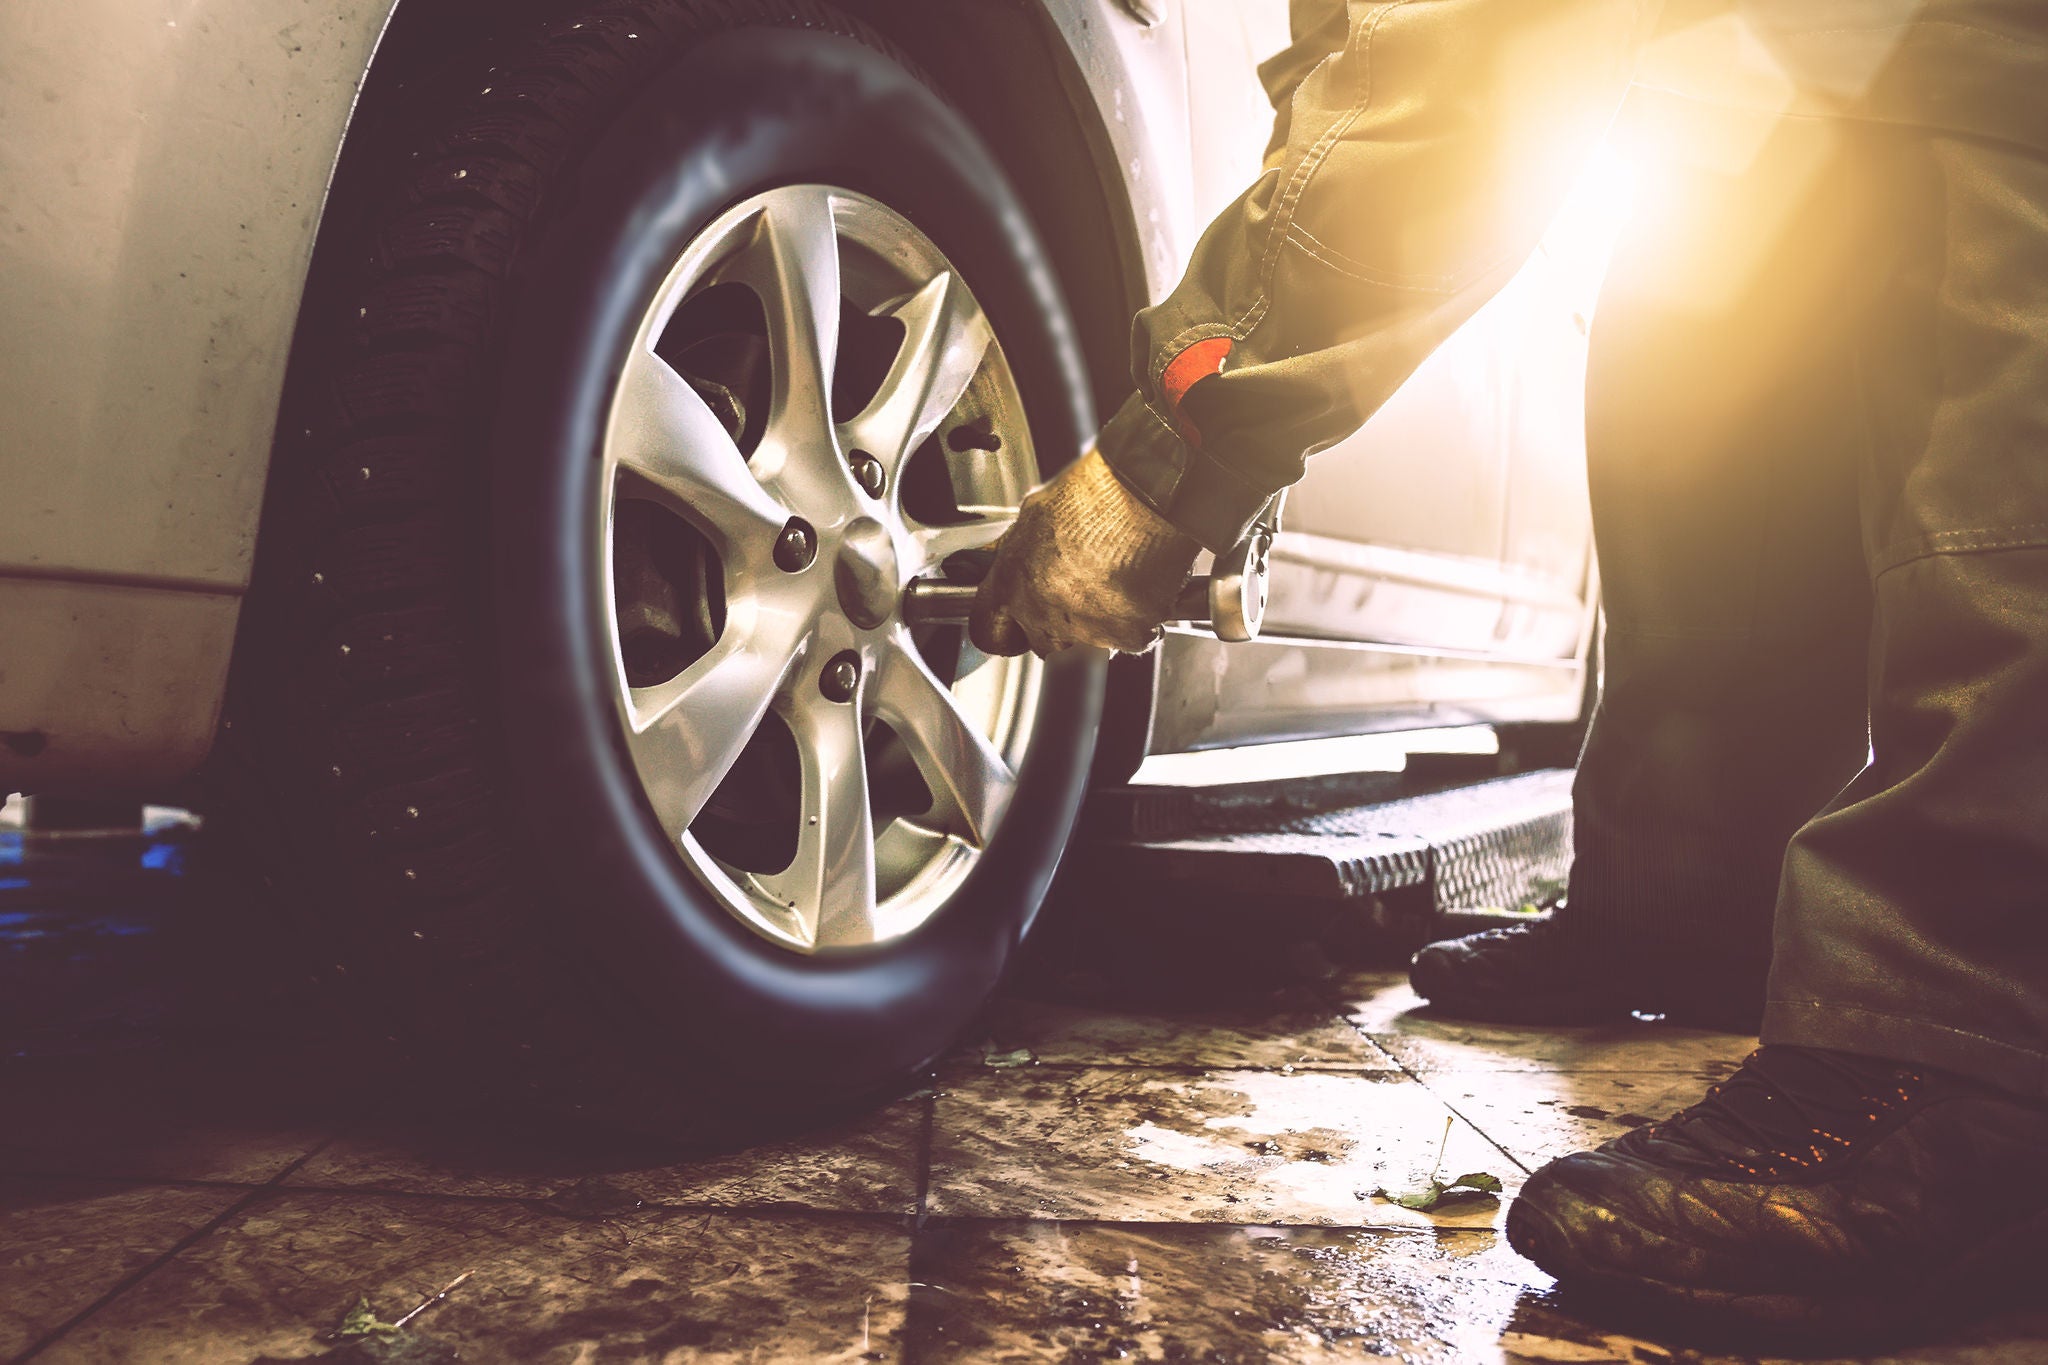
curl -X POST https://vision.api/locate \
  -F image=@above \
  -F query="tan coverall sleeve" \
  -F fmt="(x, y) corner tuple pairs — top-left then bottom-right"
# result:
(1096, 0), (1662, 551)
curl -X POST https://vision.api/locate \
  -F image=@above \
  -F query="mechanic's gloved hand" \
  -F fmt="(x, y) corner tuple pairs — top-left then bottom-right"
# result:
(970, 448), (1202, 657)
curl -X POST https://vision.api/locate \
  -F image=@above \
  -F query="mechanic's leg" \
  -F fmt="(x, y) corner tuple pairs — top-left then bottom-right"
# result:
(1570, 104), (1884, 1018)
(1506, 121), (2048, 1326)
(1764, 128), (2048, 1095)
(1413, 102), (1874, 1028)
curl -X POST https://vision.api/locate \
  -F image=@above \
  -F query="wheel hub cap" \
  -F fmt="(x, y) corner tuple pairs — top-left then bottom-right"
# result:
(834, 517), (900, 630)
(598, 185), (1042, 954)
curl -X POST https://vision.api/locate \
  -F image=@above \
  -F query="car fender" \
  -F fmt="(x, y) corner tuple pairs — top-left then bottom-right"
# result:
(0, 0), (400, 788)
(0, 0), (1189, 790)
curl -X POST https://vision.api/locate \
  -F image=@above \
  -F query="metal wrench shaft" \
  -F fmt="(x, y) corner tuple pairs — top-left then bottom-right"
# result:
(900, 577), (1216, 627)
(900, 519), (1270, 642)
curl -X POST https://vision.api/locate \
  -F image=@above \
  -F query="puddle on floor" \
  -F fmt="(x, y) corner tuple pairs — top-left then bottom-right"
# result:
(907, 1220), (1539, 1363)
(1119, 1069), (1499, 1216)
(929, 1065), (1513, 1228)
(905, 1219), (2048, 1365)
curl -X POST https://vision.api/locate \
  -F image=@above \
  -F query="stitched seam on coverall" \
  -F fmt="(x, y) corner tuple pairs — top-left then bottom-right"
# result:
(1136, 2), (1409, 449)
(1768, 999), (2048, 1065)
(1869, 524), (2048, 580)
(1230, 0), (1412, 348)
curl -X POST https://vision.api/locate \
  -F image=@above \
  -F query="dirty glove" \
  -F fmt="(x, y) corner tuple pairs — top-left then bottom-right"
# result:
(970, 449), (1202, 657)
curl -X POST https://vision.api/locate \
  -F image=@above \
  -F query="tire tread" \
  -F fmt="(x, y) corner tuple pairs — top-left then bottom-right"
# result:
(213, 0), (961, 1133)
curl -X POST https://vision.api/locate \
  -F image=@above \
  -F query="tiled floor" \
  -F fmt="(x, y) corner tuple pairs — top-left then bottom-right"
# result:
(5, 815), (2047, 1363)
(8, 969), (2048, 1363)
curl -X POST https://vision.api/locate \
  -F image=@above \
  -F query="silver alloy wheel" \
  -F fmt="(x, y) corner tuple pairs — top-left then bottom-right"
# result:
(599, 185), (1043, 953)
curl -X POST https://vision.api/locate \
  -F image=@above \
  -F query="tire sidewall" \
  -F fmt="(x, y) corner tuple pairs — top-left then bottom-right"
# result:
(491, 26), (1103, 1104)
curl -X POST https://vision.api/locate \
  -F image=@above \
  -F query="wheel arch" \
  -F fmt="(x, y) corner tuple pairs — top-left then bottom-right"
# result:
(335, 0), (1160, 413)
(835, 2), (1150, 426)
(222, 3), (1125, 1133)
(307, 0), (1166, 785)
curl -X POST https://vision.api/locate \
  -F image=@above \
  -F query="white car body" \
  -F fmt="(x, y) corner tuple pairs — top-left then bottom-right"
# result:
(0, 0), (1599, 793)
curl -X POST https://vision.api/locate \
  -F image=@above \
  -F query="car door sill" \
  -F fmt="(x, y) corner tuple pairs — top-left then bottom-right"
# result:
(1146, 628), (1584, 754)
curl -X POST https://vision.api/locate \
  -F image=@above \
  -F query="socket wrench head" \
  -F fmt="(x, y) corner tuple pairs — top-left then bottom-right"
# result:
(1208, 528), (1271, 643)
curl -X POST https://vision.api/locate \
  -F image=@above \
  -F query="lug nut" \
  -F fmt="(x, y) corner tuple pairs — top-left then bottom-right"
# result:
(773, 517), (817, 573)
(819, 651), (861, 704)
(849, 451), (886, 499)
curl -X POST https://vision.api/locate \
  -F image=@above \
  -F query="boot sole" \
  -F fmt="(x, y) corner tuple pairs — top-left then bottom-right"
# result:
(1507, 1183), (2048, 1348)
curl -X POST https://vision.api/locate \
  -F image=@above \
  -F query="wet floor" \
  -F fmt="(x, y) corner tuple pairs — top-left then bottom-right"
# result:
(4, 811), (2047, 1363)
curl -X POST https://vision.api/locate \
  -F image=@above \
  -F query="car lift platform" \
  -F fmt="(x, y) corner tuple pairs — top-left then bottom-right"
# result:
(1074, 758), (1572, 937)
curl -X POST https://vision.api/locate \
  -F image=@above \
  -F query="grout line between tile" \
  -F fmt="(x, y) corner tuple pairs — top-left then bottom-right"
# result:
(934, 1052), (1402, 1078)
(1400, 1071), (1539, 1179)
(259, 1180), (920, 1221)
(907, 1212), (1501, 1238)
(1378, 1065), (1745, 1076)
(1318, 982), (1542, 1178)
(912, 1073), (936, 1231)
(0, 1169), (270, 1193)
(14, 1133), (340, 1363)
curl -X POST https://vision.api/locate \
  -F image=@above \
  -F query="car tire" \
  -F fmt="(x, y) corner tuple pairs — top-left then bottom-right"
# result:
(213, 0), (1104, 1137)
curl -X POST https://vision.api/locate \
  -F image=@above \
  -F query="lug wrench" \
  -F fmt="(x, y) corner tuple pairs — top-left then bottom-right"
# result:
(901, 520), (1276, 643)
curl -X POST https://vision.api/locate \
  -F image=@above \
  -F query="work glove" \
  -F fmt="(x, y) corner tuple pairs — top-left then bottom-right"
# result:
(969, 448), (1202, 657)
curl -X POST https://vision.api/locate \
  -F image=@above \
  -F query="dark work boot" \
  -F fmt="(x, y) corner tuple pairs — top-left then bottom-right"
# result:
(1507, 1046), (2048, 1339)
(1409, 917), (1766, 1032)
(1407, 919), (1632, 1025)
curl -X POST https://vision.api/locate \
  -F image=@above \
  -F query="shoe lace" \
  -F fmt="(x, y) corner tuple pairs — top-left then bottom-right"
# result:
(1640, 1046), (1925, 1178)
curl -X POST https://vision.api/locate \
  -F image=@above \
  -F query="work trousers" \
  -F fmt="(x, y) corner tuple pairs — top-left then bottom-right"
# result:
(1098, 1), (2048, 1098)
(1584, 97), (2048, 1098)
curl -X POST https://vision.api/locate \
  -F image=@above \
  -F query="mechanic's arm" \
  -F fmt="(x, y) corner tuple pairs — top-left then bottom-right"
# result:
(973, 0), (1660, 657)
(1258, 0), (1353, 169)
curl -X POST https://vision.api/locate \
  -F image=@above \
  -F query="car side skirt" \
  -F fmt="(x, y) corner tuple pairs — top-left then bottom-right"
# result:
(0, 577), (237, 793)
(1144, 628), (1588, 755)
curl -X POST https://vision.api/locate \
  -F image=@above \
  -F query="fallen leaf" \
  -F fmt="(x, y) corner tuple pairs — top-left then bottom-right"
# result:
(1375, 1180), (1447, 1210)
(1366, 1175), (1502, 1212)
(1363, 1117), (1504, 1211)
(337, 1298), (401, 1338)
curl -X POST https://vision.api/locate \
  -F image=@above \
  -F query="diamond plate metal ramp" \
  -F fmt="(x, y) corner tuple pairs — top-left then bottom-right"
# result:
(1086, 769), (1573, 913)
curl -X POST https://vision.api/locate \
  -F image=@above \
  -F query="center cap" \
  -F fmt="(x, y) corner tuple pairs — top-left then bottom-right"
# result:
(834, 517), (901, 630)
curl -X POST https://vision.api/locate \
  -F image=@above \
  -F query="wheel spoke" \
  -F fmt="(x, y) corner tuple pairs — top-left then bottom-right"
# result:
(611, 346), (787, 550)
(842, 270), (992, 479)
(763, 691), (877, 949)
(601, 184), (1045, 954)
(873, 629), (1016, 846)
(728, 187), (842, 450)
(913, 512), (1016, 573)
(622, 609), (812, 837)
